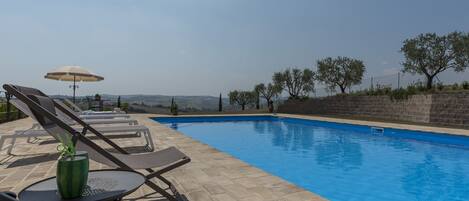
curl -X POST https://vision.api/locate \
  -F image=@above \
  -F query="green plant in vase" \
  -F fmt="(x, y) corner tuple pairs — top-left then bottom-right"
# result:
(56, 135), (89, 199)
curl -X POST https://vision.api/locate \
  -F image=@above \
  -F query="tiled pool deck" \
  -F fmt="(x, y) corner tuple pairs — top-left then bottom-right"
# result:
(1, 113), (469, 201)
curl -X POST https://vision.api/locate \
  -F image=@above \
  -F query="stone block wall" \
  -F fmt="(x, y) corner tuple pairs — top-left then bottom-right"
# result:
(430, 93), (469, 127)
(278, 92), (469, 127)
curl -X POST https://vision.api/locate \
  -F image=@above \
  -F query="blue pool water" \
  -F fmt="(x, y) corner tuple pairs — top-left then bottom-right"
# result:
(153, 116), (469, 201)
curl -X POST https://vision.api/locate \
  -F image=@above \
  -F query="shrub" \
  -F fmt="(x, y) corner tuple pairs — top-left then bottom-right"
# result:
(436, 82), (444, 91)
(383, 86), (392, 95)
(406, 84), (417, 94)
(462, 81), (469, 90)
(415, 81), (426, 92)
(121, 102), (129, 112)
(170, 98), (178, 115)
(94, 94), (101, 101)
(369, 84), (392, 96)
(171, 103), (178, 115)
(390, 88), (411, 101)
(299, 96), (310, 101)
(452, 83), (460, 90)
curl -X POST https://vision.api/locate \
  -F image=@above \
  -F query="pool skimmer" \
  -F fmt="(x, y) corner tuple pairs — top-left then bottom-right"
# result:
(371, 127), (385, 134)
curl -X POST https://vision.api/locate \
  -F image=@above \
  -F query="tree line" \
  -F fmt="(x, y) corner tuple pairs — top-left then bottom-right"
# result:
(228, 57), (365, 111)
(228, 31), (469, 110)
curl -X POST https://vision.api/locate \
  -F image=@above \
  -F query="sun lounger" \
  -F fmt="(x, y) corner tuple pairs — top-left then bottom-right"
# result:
(0, 98), (153, 155)
(0, 191), (17, 201)
(11, 99), (138, 129)
(1, 123), (155, 154)
(4, 84), (190, 201)
(57, 99), (131, 119)
(63, 98), (125, 115)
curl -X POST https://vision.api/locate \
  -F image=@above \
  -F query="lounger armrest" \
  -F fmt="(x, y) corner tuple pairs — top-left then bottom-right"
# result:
(0, 191), (18, 201)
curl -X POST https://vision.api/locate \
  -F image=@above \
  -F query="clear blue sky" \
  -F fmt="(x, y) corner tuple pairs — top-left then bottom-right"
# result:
(0, 0), (468, 96)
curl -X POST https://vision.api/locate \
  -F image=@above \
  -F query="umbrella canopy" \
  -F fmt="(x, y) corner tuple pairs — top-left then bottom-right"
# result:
(45, 66), (104, 103)
(45, 66), (104, 82)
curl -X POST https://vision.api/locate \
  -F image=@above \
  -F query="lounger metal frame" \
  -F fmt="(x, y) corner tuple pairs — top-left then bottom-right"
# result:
(4, 84), (190, 201)
(1, 99), (154, 155)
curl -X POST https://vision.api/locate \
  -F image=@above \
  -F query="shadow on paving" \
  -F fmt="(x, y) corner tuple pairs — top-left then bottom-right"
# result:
(7, 153), (59, 168)
(6, 145), (151, 168)
(38, 134), (141, 145)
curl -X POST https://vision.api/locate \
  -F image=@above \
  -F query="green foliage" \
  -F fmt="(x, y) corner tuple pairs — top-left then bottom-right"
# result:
(463, 81), (469, 90)
(389, 88), (414, 101)
(273, 68), (315, 99)
(254, 83), (282, 109)
(94, 94), (101, 101)
(170, 97), (178, 115)
(173, 104), (178, 115)
(121, 102), (129, 112)
(401, 32), (469, 89)
(452, 83), (460, 90)
(228, 90), (256, 110)
(363, 84), (392, 96)
(255, 92), (260, 109)
(316, 56), (365, 94)
(388, 82), (423, 101)
(56, 135), (76, 158)
(436, 82), (444, 91)
(117, 96), (121, 108)
(406, 84), (417, 94)
(0, 101), (24, 123)
(415, 81), (427, 92)
(218, 93), (222, 112)
(349, 80), (469, 101)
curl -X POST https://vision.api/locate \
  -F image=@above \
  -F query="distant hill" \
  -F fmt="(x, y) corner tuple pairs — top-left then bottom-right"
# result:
(52, 94), (239, 111)
(107, 94), (234, 111)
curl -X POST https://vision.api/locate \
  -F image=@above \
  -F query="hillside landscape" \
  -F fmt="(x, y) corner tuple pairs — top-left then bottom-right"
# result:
(53, 94), (240, 113)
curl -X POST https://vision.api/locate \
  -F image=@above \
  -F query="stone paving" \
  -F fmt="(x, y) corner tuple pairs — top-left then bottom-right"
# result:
(0, 114), (326, 201)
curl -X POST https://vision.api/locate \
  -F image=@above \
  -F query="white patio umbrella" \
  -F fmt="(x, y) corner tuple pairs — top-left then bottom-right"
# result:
(45, 66), (104, 103)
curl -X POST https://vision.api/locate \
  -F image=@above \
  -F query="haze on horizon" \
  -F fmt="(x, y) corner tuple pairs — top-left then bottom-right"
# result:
(0, 0), (468, 97)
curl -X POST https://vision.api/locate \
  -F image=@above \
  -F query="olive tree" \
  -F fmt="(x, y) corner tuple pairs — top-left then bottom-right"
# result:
(273, 68), (315, 99)
(228, 90), (256, 110)
(254, 83), (282, 111)
(401, 32), (469, 89)
(316, 56), (365, 93)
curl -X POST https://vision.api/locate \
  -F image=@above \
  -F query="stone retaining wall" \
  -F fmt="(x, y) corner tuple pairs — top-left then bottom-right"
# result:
(278, 92), (469, 127)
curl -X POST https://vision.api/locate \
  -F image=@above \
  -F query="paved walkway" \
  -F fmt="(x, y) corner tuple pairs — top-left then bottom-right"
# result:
(0, 114), (325, 201)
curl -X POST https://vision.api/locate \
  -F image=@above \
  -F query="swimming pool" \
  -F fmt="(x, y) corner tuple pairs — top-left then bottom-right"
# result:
(153, 115), (469, 201)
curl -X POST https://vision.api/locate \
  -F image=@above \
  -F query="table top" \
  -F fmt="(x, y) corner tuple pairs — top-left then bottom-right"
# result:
(18, 170), (145, 201)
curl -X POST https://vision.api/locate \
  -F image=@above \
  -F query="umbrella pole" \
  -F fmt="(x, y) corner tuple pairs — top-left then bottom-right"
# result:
(73, 75), (76, 103)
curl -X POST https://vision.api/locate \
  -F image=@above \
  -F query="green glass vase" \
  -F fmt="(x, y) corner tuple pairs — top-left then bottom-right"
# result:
(56, 151), (89, 199)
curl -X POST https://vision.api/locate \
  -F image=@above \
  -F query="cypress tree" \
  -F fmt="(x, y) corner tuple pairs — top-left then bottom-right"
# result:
(117, 96), (121, 108)
(218, 93), (222, 112)
(170, 97), (174, 114)
(255, 92), (260, 110)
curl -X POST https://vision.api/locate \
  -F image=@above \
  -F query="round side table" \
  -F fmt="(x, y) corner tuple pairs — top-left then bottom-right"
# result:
(18, 170), (145, 201)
